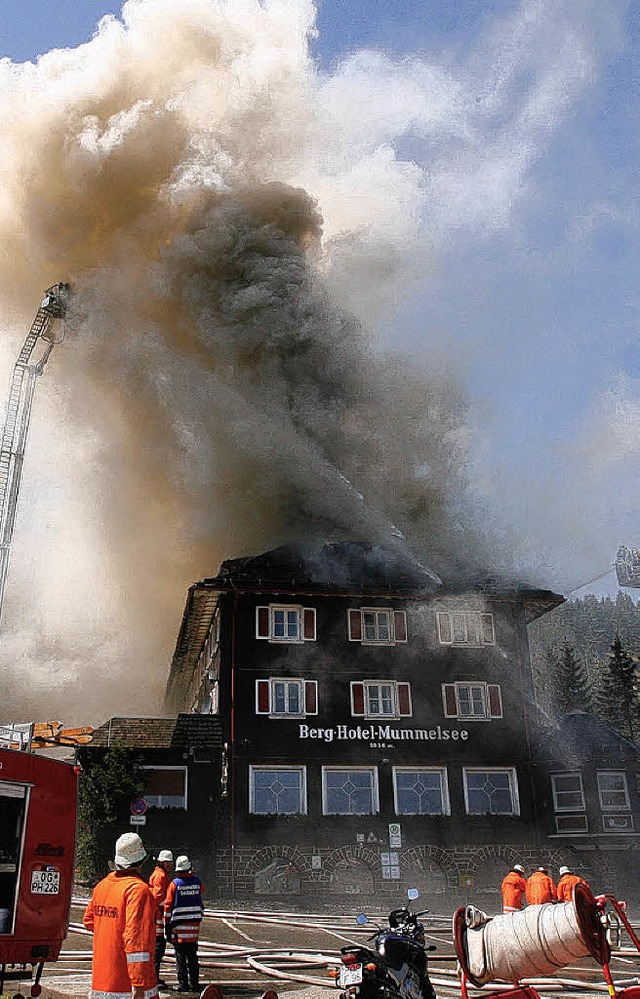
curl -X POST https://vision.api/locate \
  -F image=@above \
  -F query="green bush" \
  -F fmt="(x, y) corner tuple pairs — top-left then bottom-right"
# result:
(76, 747), (144, 881)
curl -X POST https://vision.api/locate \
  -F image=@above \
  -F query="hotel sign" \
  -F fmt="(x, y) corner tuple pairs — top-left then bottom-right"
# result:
(298, 723), (469, 743)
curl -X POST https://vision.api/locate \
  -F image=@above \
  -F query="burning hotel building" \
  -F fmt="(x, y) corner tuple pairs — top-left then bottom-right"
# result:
(88, 539), (640, 906)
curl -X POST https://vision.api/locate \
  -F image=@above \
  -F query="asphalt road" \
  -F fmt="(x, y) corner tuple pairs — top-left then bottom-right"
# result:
(22, 900), (640, 999)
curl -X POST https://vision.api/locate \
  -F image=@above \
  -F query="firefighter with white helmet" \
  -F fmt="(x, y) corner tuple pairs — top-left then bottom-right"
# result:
(164, 855), (204, 993)
(526, 866), (557, 904)
(557, 864), (589, 902)
(501, 863), (527, 913)
(83, 832), (158, 999)
(149, 849), (174, 989)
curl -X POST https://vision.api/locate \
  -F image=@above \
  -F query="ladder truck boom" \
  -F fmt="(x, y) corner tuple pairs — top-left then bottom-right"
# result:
(0, 283), (71, 622)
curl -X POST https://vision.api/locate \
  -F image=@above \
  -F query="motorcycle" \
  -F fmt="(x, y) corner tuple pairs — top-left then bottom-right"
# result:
(333, 889), (436, 999)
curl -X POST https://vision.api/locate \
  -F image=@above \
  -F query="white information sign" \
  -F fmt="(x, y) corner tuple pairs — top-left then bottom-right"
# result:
(389, 823), (402, 848)
(130, 814), (147, 826)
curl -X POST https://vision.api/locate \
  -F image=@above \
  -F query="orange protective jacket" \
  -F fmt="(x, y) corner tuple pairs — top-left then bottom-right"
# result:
(148, 866), (171, 936)
(525, 871), (557, 905)
(83, 870), (158, 999)
(501, 870), (527, 912)
(557, 873), (587, 903)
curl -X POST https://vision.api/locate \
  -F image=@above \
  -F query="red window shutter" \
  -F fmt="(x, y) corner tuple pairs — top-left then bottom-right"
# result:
(256, 680), (270, 713)
(488, 684), (503, 718)
(442, 684), (457, 717)
(256, 606), (270, 639)
(303, 607), (316, 641)
(351, 682), (365, 715)
(481, 613), (495, 644)
(348, 609), (362, 641)
(305, 681), (318, 715)
(437, 612), (452, 644)
(397, 682), (412, 716)
(393, 611), (407, 643)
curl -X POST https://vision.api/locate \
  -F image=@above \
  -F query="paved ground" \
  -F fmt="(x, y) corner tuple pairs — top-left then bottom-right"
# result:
(9, 900), (640, 999)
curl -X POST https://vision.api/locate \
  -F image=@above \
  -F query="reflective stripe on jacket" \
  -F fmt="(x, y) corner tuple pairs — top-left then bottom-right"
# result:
(83, 870), (158, 998)
(557, 873), (587, 903)
(501, 870), (527, 912)
(164, 875), (204, 944)
(148, 866), (171, 935)
(525, 871), (557, 905)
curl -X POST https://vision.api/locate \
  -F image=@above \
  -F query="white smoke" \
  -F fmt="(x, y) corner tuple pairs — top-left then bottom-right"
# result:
(0, 0), (628, 720)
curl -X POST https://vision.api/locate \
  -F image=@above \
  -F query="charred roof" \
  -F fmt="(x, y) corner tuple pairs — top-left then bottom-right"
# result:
(204, 540), (442, 595)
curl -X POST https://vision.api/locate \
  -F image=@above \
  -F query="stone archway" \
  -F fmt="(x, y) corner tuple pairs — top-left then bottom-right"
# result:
(243, 845), (309, 896)
(325, 846), (378, 896)
(403, 845), (457, 903)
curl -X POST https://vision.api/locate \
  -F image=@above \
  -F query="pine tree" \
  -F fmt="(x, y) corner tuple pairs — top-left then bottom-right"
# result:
(593, 635), (640, 741)
(553, 641), (592, 715)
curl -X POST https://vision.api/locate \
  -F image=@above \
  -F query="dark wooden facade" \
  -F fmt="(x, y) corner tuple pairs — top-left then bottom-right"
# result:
(84, 542), (640, 908)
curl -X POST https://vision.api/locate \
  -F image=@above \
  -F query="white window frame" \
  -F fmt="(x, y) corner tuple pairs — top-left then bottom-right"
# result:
(551, 771), (586, 812)
(436, 610), (495, 646)
(445, 681), (499, 720)
(256, 604), (316, 643)
(142, 766), (188, 810)
(462, 767), (520, 816)
(255, 678), (318, 718)
(322, 766), (380, 816)
(555, 813), (589, 833)
(392, 767), (450, 816)
(249, 765), (307, 815)
(597, 771), (630, 811)
(348, 608), (407, 646)
(350, 680), (410, 719)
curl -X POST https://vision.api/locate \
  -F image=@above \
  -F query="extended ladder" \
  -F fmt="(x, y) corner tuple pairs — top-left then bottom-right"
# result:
(0, 284), (71, 622)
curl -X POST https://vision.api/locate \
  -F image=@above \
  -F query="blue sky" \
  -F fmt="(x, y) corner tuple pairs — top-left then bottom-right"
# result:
(1, 0), (639, 596)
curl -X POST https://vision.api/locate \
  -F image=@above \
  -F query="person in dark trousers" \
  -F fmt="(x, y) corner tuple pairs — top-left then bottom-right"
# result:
(149, 849), (174, 989)
(164, 855), (204, 993)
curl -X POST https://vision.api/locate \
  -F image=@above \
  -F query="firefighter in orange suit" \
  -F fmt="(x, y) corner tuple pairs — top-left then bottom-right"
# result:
(557, 865), (588, 902)
(149, 849), (174, 989)
(525, 866), (557, 904)
(164, 856), (204, 993)
(500, 863), (527, 913)
(83, 832), (158, 999)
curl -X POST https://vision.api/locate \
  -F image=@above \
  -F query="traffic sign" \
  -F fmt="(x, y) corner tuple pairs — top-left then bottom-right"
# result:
(130, 815), (147, 826)
(130, 798), (148, 816)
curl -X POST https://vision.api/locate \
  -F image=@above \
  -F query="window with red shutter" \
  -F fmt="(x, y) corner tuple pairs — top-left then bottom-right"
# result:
(442, 684), (458, 717)
(305, 681), (318, 715)
(256, 680), (270, 714)
(256, 606), (270, 639)
(303, 607), (316, 641)
(487, 684), (503, 718)
(348, 610), (362, 641)
(397, 682), (412, 716)
(481, 613), (496, 644)
(351, 682), (365, 715)
(393, 611), (407, 643)
(437, 612), (453, 644)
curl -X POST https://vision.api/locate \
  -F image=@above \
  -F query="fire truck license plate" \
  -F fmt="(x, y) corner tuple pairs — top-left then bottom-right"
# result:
(31, 869), (60, 894)
(339, 966), (363, 986)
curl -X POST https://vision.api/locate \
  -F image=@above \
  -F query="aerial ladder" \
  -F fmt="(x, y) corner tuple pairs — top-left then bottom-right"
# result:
(0, 283), (71, 622)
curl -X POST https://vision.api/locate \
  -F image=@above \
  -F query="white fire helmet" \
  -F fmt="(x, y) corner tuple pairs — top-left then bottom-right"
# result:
(114, 833), (147, 868)
(513, 864), (525, 874)
(175, 855), (192, 872)
(158, 850), (173, 863)
(559, 866), (571, 875)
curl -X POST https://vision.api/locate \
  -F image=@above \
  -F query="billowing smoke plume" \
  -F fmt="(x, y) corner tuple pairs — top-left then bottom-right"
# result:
(0, 0), (623, 719)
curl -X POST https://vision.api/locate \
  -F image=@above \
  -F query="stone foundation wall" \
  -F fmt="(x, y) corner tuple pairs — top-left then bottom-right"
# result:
(209, 841), (622, 911)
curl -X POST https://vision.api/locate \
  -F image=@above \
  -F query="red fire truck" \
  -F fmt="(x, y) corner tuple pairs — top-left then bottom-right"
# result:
(0, 723), (79, 996)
